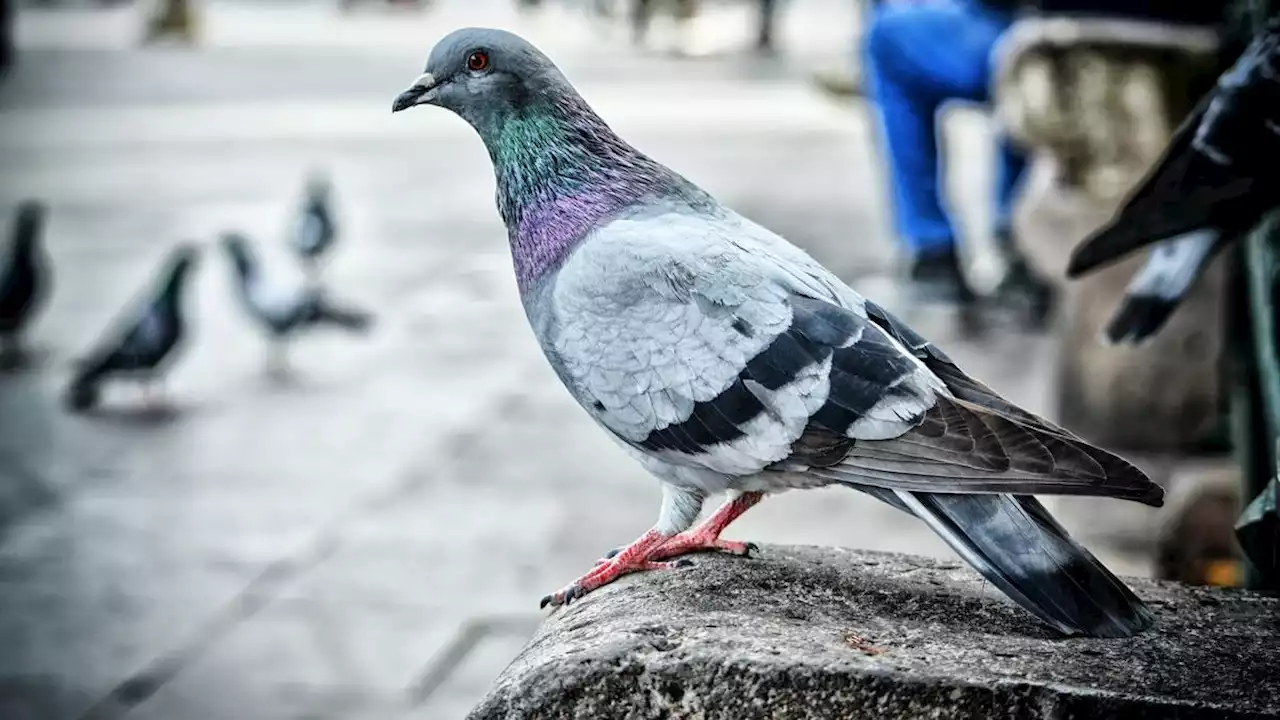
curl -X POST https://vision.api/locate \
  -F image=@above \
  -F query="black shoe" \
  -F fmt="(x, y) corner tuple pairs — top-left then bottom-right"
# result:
(995, 260), (1054, 328)
(992, 230), (1055, 330)
(906, 247), (977, 306)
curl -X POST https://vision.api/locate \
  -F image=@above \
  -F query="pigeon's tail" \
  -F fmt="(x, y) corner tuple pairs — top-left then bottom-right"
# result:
(64, 362), (107, 412)
(311, 297), (372, 333)
(891, 491), (1155, 638)
(1103, 228), (1220, 346)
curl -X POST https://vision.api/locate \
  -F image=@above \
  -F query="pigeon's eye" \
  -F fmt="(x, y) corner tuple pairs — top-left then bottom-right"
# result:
(467, 51), (490, 72)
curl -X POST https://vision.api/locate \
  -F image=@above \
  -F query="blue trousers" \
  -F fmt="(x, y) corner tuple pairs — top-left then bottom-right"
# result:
(864, 0), (1026, 255)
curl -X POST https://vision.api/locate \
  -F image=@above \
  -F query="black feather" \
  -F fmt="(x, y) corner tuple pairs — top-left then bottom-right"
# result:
(1104, 294), (1179, 345)
(903, 492), (1154, 638)
(638, 378), (765, 453)
(847, 302), (1159, 637)
(638, 295), (921, 457)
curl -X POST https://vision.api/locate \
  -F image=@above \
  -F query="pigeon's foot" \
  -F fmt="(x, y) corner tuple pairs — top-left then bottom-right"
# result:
(642, 490), (764, 562)
(540, 529), (684, 609)
(592, 538), (756, 567)
(649, 535), (757, 561)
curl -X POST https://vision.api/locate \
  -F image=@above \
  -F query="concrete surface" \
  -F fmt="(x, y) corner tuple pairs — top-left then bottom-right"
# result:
(0, 2), (1184, 719)
(470, 545), (1280, 720)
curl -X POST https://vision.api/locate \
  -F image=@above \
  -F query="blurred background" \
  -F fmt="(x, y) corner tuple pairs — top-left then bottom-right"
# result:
(0, 0), (1245, 718)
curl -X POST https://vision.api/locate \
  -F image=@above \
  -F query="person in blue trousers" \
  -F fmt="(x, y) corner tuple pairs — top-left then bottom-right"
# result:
(863, 0), (1049, 319)
(863, 0), (1229, 322)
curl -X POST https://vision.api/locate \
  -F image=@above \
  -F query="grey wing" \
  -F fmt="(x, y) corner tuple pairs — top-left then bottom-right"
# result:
(790, 301), (1163, 506)
(551, 220), (1159, 504)
(549, 253), (937, 477)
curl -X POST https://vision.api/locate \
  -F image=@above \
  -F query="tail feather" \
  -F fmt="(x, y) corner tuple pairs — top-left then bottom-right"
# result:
(893, 491), (1154, 638)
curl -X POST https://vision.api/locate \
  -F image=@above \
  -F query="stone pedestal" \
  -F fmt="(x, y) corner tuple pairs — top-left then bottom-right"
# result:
(468, 546), (1280, 719)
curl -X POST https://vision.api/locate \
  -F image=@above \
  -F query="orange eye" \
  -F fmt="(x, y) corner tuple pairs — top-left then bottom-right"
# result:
(467, 51), (490, 72)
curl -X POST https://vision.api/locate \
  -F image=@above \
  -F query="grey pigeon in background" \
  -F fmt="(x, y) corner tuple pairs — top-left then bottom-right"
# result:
(1069, 19), (1280, 343)
(394, 28), (1164, 638)
(66, 243), (199, 411)
(0, 200), (51, 359)
(221, 232), (371, 372)
(291, 171), (337, 277)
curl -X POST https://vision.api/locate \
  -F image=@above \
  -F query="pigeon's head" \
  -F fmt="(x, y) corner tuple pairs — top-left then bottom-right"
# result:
(171, 242), (201, 274)
(13, 200), (47, 246)
(219, 232), (255, 276)
(164, 242), (201, 290)
(304, 171), (330, 201)
(392, 28), (568, 131)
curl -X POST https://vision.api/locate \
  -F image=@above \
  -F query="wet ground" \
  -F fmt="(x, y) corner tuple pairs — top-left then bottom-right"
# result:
(0, 1), (1158, 718)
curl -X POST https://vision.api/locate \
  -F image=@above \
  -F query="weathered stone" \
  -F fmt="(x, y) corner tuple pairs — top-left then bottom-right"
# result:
(469, 545), (1280, 720)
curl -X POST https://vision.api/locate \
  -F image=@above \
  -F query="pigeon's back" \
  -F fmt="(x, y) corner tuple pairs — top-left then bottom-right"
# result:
(295, 201), (333, 258)
(544, 199), (862, 311)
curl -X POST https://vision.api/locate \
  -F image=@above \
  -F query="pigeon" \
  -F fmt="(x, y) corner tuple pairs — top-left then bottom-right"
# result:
(66, 243), (199, 411)
(393, 28), (1164, 638)
(221, 232), (371, 371)
(291, 171), (337, 276)
(0, 200), (51, 357)
(1067, 19), (1280, 343)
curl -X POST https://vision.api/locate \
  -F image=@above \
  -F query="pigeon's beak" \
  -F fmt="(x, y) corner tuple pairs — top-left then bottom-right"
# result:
(392, 73), (441, 113)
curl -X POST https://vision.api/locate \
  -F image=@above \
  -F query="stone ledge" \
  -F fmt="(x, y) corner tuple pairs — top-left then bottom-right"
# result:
(468, 545), (1279, 720)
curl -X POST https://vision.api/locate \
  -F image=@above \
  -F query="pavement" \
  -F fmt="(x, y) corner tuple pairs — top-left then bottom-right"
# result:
(0, 1), (1160, 719)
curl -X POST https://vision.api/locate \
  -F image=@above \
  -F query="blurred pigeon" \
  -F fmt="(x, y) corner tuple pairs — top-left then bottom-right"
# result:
(393, 28), (1164, 638)
(221, 232), (370, 372)
(0, 200), (51, 357)
(1068, 20), (1280, 343)
(66, 243), (199, 412)
(291, 172), (337, 276)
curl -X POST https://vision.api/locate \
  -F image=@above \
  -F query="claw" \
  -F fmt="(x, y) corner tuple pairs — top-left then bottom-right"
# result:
(593, 546), (624, 567)
(540, 558), (688, 609)
(540, 583), (584, 609)
(745, 541), (759, 556)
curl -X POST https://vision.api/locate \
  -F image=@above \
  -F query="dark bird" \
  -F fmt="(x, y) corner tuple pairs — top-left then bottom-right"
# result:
(392, 28), (1163, 638)
(65, 243), (200, 412)
(1067, 21), (1280, 344)
(290, 172), (337, 277)
(221, 232), (370, 373)
(0, 200), (51, 360)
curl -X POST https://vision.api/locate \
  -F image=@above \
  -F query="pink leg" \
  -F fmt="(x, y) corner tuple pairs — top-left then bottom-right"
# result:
(645, 491), (764, 561)
(540, 528), (686, 608)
